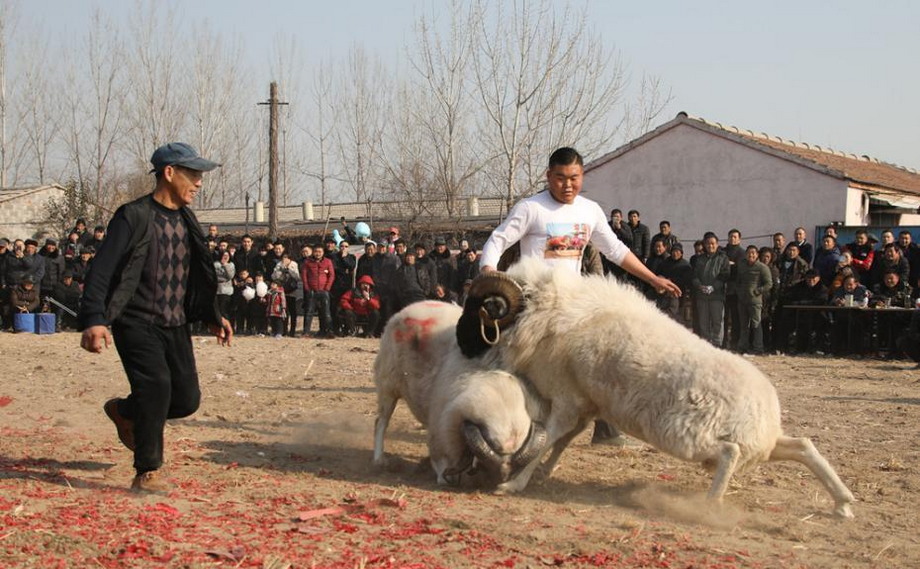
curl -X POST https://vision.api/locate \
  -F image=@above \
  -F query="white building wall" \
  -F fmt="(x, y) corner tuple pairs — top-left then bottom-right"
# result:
(584, 124), (848, 247)
(844, 187), (871, 226)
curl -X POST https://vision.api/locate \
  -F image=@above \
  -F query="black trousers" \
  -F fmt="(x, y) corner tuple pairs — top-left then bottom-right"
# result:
(112, 316), (200, 474)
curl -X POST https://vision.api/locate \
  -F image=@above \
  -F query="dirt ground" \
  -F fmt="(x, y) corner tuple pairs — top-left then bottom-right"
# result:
(1, 330), (919, 568)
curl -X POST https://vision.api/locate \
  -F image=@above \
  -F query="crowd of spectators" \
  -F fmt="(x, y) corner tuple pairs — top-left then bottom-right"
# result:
(608, 210), (920, 362)
(3, 214), (920, 363)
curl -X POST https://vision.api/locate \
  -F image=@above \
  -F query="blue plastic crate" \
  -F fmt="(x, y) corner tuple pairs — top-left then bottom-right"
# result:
(13, 313), (34, 333)
(35, 313), (56, 334)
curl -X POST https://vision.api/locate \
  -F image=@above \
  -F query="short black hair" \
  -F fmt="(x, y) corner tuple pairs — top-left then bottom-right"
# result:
(659, 220), (670, 227)
(702, 231), (717, 241)
(548, 147), (583, 168)
(610, 208), (622, 216)
(746, 245), (759, 253)
(728, 228), (741, 238)
(628, 209), (640, 217)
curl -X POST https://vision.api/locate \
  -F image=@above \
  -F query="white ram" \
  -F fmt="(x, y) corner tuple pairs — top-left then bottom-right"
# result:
(373, 300), (545, 484)
(457, 259), (855, 518)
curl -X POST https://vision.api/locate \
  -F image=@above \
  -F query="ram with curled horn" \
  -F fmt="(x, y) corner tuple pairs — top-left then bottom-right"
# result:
(372, 300), (547, 486)
(459, 258), (855, 519)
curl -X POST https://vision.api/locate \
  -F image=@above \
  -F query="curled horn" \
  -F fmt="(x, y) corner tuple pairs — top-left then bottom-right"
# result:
(462, 420), (502, 467)
(456, 271), (525, 358)
(468, 272), (525, 330)
(511, 422), (547, 469)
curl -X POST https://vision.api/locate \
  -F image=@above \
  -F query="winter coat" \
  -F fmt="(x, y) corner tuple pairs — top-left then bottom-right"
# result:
(429, 248), (456, 290)
(691, 251), (731, 300)
(214, 260), (236, 296)
(39, 248), (66, 291)
(339, 275), (381, 316)
(5, 253), (45, 291)
(265, 289), (287, 319)
(813, 246), (843, 286)
(331, 253), (357, 296)
(846, 242), (874, 283)
(735, 260), (772, 305)
(628, 222), (651, 260)
(301, 256), (335, 292)
(272, 261), (303, 300)
(778, 256), (809, 293)
(9, 285), (39, 313)
(78, 193), (220, 330)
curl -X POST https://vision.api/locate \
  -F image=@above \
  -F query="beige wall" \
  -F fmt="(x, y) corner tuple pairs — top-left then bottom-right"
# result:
(0, 187), (65, 240)
(584, 124), (847, 247)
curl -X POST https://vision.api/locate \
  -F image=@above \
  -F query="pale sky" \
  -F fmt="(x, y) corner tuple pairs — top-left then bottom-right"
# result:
(19, 0), (920, 170)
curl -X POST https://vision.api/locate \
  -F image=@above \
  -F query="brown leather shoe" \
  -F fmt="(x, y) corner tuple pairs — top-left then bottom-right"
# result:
(103, 398), (135, 451)
(131, 470), (173, 494)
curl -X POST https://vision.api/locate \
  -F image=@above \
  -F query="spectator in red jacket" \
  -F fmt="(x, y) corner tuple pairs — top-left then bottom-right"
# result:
(846, 229), (876, 285)
(337, 275), (381, 337)
(301, 242), (335, 337)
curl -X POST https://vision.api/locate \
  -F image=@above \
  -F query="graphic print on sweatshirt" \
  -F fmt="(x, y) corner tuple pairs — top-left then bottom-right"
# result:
(543, 222), (588, 272)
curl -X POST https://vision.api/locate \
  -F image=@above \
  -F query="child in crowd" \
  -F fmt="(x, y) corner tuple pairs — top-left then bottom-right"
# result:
(251, 273), (268, 335)
(265, 280), (287, 339)
(231, 268), (253, 334)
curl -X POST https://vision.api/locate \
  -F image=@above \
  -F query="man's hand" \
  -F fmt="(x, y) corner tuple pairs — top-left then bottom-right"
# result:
(81, 325), (112, 353)
(210, 317), (234, 347)
(651, 275), (682, 297)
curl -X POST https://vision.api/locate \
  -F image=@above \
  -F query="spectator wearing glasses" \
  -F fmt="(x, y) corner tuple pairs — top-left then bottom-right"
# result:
(330, 241), (356, 335)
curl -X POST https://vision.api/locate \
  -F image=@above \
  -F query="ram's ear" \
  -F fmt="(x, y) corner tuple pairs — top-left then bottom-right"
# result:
(456, 293), (490, 358)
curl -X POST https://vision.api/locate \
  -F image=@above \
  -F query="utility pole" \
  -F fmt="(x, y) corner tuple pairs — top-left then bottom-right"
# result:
(258, 82), (288, 241)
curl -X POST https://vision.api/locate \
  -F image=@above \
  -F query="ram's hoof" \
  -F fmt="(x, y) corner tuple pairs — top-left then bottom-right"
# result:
(834, 503), (855, 519)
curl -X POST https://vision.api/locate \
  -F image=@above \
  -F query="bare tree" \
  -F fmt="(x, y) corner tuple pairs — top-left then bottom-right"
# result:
(189, 26), (253, 208)
(16, 31), (59, 184)
(407, 0), (482, 216)
(470, 0), (652, 204)
(298, 60), (341, 212)
(0, 0), (16, 188)
(621, 72), (673, 141)
(379, 80), (437, 221)
(62, 10), (128, 221)
(125, 1), (185, 169)
(334, 45), (389, 213)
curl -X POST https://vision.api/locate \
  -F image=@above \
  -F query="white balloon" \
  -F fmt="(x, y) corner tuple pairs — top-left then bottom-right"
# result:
(255, 281), (268, 298)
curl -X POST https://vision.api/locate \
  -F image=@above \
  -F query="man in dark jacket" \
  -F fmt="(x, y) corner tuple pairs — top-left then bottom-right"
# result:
(39, 239), (66, 293)
(79, 142), (232, 494)
(51, 270), (82, 330)
(233, 234), (261, 276)
(5, 239), (45, 297)
(626, 209), (650, 262)
(430, 238), (456, 293)
(659, 243), (693, 327)
(692, 233), (731, 346)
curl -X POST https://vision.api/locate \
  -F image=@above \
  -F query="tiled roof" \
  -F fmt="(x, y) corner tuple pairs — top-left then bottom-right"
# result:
(0, 184), (66, 203)
(194, 197), (510, 227)
(588, 113), (920, 196)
